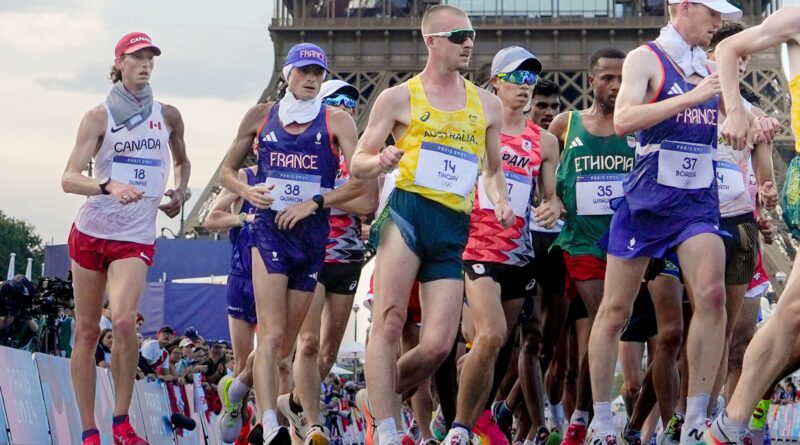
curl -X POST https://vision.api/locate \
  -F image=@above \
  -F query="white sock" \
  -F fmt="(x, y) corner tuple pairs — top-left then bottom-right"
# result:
(570, 409), (590, 426)
(590, 402), (614, 434)
(262, 410), (279, 431)
(549, 402), (563, 421)
(228, 377), (250, 404)
(377, 418), (398, 445)
(686, 393), (710, 426)
(524, 440), (535, 445)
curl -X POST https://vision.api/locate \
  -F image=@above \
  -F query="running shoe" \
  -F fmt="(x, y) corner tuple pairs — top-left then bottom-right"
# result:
(357, 388), (380, 445)
(546, 431), (563, 445)
(559, 423), (587, 445)
(409, 420), (422, 444)
(658, 413), (683, 445)
(682, 418), (711, 445)
(401, 433), (418, 445)
(264, 425), (292, 445)
(248, 423), (263, 444)
(534, 426), (552, 445)
(305, 425), (331, 445)
(491, 401), (514, 437)
(711, 397), (726, 420)
(749, 400), (771, 432)
(588, 433), (618, 445)
(83, 434), (101, 445)
(704, 416), (747, 445)
(444, 428), (471, 445)
(431, 407), (448, 443)
(278, 393), (309, 444)
(473, 409), (509, 445)
(621, 425), (642, 445)
(218, 375), (245, 442)
(113, 420), (148, 445)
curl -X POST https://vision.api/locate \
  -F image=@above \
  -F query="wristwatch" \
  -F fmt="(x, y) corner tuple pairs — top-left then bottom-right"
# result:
(98, 177), (111, 195)
(312, 194), (325, 210)
(238, 212), (247, 224)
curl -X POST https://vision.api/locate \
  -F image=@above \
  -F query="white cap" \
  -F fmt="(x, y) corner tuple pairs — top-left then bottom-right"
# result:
(318, 80), (360, 100)
(491, 46), (543, 77)
(667, 0), (742, 22)
(140, 339), (166, 365)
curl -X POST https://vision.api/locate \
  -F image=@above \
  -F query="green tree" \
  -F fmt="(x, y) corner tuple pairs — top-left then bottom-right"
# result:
(0, 211), (44, 282)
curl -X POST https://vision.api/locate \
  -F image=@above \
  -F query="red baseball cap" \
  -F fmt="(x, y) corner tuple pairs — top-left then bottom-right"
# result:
(115, 32), (161, 58)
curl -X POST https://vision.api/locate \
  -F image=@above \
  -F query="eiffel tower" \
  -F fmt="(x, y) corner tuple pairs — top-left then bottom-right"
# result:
(185, 0), (794, 293)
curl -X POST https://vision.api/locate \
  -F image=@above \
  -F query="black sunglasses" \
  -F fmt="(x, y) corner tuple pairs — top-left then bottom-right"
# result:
(423, 28), (476, 45)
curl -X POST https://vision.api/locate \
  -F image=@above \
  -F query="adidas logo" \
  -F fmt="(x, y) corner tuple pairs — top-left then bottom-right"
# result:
(568, 137), (584, 149)
(667, 83), (684, 95)
(263, 131), (278, 142)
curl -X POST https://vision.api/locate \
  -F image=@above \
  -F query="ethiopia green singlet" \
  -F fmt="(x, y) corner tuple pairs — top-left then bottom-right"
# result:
(553, 111), (635, 259)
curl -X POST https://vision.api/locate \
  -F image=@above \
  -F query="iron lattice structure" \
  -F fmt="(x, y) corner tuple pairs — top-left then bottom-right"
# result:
(186, 0), (795, 293)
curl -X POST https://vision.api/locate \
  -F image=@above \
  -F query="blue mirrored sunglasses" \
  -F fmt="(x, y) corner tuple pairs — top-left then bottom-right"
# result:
(498, 70), (538, 86)
(323, 94), (357, 109)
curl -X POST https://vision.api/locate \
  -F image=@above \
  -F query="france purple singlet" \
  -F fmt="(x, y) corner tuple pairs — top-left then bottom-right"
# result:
(252, 102), (339, 291)
(606, 42), (723, 259)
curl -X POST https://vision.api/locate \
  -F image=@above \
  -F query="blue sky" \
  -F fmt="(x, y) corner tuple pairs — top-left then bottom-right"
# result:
(0, 0), (275, 244)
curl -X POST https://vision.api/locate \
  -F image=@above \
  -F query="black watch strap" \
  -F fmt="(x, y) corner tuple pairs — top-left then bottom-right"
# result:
(99, 178), (111, 195)
(312, 194), (324, 210)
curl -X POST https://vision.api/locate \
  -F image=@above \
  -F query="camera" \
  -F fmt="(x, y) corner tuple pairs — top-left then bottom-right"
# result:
(30, 277), (74, 318)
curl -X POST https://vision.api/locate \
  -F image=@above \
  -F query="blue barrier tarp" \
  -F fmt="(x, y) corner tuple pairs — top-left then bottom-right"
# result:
(44, 238), (232, 282)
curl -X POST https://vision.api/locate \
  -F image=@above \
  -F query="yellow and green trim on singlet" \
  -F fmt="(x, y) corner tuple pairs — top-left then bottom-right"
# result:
(782, 74), (800, 238)
(792, 74), (800, 153)
(394, 75), (487, 214)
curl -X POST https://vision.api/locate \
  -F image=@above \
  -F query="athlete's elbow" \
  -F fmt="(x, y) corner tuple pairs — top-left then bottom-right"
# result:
(61, 172), (76, 194)
(614, 118), (633, 137)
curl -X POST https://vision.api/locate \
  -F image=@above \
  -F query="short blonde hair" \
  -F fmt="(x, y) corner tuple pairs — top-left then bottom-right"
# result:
(421, 4), (467, 34)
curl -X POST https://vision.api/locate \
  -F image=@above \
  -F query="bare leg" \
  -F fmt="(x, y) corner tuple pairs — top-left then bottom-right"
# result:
(723, 295), (761, 403)
(106, 258), (148, 417)
(455, 276), (522, 427)
(676, 234), (726, 420)
(619, 341), (646, 418)
(726, 254), (800, 423)
(587, 255), (649, 433)
(294, 283), (328, 426)
(396, 279), (464, 396)
(647, 275), (683, 424)
(70, 260), (107, 431)
(365, 223), (419, 425)
(251, 249), (315, 418)
(318, 291), (356, 378)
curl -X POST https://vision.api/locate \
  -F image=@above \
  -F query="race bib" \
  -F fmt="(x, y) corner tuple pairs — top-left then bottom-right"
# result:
(656, 141), (713, 189)
(262, 170), (321, 212)
(576, 173), (625, 216)
(330, 178), (348, 216)
(478, 171), (533, 217)
(414, 142), (479, 197)
(716, 160), (747, 203)
(111, 156), (164, 197)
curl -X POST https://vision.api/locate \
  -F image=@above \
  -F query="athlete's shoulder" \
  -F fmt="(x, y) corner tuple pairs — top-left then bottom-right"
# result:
(241, 102), (274, 128)
(82, 104), (108, 134)
(159, 103), (183, 127)
(549, 111), (572, 142)
(327, 106), (354, 124)
(627, 45), (659, 67)
(378, 83), (410, 104)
